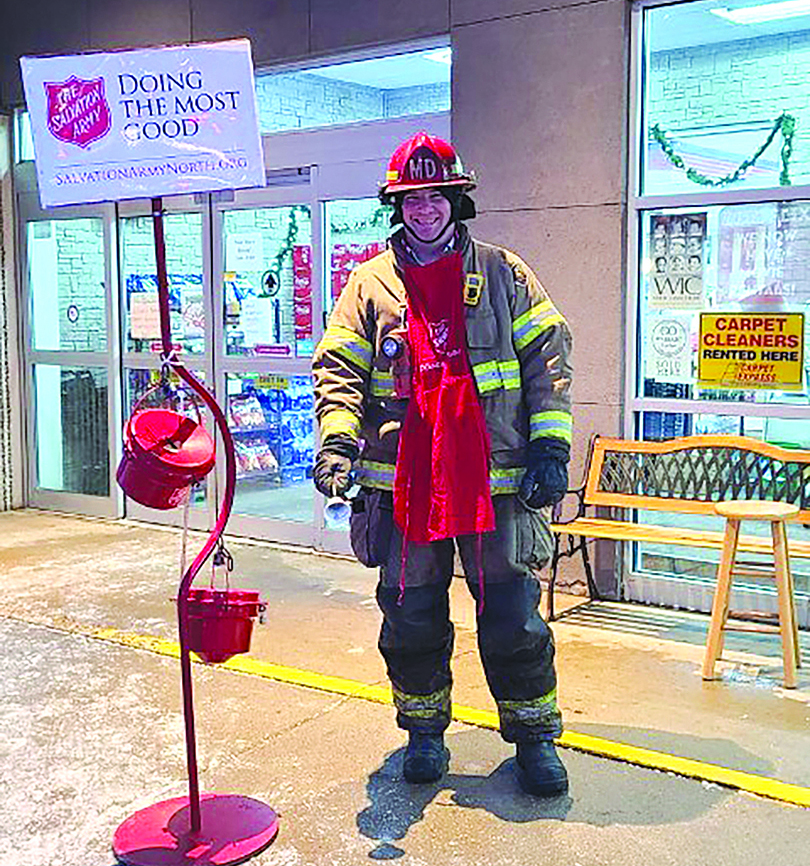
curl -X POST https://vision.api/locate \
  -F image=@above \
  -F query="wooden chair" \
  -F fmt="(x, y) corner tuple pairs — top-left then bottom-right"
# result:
(702, 500), (802, 689)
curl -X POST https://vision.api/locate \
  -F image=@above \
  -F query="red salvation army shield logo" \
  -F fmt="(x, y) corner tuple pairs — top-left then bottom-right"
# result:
(44, 76), (111, 148)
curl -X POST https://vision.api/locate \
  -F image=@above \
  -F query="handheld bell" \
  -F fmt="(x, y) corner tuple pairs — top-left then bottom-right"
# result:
(324, 495), (351, 528)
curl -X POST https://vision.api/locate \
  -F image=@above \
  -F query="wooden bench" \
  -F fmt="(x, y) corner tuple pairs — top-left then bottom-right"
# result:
(548, 434), (810, 622)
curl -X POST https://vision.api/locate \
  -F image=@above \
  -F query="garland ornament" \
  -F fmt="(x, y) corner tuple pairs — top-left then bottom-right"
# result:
(650, 113), (796, 187)
(264, 204), (309, 294)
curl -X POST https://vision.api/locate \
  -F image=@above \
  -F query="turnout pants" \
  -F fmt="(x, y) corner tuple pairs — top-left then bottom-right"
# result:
(368, 492), (562, 743)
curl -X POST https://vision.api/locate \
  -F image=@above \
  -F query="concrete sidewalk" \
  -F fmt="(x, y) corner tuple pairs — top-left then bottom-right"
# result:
(1, 510), (808, 866)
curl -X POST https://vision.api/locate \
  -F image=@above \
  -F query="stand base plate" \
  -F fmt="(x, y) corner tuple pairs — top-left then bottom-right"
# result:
(113, 793), (279, 866)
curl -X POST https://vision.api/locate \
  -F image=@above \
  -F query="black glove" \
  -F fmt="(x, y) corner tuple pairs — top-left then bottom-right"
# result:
(518, 440), (569, 509)
(313, 438), (359, 498)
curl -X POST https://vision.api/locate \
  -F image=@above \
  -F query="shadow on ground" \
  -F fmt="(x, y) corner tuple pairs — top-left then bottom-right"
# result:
(356, 727), (733, 859)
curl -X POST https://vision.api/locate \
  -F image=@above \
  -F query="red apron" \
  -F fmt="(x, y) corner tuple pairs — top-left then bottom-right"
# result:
(393, 251), (495, 545)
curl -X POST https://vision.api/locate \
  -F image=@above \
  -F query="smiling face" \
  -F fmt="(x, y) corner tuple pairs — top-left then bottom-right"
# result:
(400, 187), (454, 245)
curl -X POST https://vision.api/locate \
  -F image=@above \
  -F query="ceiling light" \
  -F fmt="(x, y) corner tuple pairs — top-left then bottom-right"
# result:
(710, 1), (810, 25)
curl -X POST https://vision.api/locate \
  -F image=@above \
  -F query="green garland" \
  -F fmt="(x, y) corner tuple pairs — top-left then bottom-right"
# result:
(650, 113), (796, 187)
(265, 205), (309, 291)
(329, 205), (392, 235)
(262, 204), (391, 293)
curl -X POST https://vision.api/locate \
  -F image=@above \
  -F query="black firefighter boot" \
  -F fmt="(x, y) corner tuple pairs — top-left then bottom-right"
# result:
(515, 741), (569, 797)
(403, 732), (450, 783)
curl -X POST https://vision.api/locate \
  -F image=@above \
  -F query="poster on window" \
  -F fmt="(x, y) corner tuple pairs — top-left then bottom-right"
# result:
(330, 242), (388, 302)
(226, 232), (264, 273)
(646, 315), (693, 384)
(292, 245), (313, 341)
(130, 292), (161, 340)
(648, 213), (706, 310)
(698, 312), (805, 390)
(20, 40), (265, 207)
(717, 201), (810, 310)
(717, 204), (774, 309)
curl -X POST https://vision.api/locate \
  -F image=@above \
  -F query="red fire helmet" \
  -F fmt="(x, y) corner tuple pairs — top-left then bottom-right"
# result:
(379, 131), (476, 199)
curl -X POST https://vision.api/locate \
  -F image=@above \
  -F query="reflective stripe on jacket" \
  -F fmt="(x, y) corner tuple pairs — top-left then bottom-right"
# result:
(312, 225), (573, 493)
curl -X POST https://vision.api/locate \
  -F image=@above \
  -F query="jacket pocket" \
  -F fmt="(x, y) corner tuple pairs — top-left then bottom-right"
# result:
(350, 488), (394, 568)
(466, 310), (498, 349)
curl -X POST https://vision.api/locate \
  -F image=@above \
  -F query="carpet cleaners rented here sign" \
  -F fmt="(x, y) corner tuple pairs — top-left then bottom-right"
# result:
(698, 312), (805, 390)
(20, 40), (265, 206)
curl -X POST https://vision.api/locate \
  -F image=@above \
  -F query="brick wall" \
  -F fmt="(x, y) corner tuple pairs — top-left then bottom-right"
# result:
(382, 82), (452, 119)
(54, 220), (107, 353)
(255, 72), (450, 133)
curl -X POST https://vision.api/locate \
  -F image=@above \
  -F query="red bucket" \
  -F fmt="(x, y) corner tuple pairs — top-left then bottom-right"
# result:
(117, 408), (215, 510)
(185, 587), (263, 664)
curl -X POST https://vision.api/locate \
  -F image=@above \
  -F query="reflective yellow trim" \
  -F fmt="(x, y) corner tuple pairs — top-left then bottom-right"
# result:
(471, 359), (522, 394)
(320, 409), (360, 442)
(490, 467), (524, 494)
(319, 324), (373, 372)
(356, 460), (396, 490)
(498, 688), (558, 713)
(371, 368), (394, 396)
(513, 301), (566, 351)
(530, 410), (573, 444)
(393, 685), (451, 719)
(513, 300), (553, 332)
(498, 359), (521, 390)
(472, 360), (501, 393)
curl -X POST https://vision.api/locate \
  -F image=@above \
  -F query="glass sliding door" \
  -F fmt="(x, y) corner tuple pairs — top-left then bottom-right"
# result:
(215, 181), (395, 550)
(118, 196), (214, 530)
(214, 181), (319, 545)
(20, 194), (121, 517)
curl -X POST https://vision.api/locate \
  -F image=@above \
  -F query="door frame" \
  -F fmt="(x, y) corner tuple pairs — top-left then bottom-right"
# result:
(212, 174), (321, 547)
(17, 187), (122, 518)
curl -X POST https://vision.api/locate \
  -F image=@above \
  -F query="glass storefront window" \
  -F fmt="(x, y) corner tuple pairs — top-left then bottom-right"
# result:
(634, 4), (810, 605)
(642, 0), (810, 195)
(222, 206), (313, 358)
(27, 219), (107, 353)
(324, 198), (392, 316)
(226, 373), (315, 523)
(120, 213), (205, 355)
(638, 202), (810, 414)
(34, 365), (109, 496)
(635, 512), (810, 596)
(255, 46), (451, 134)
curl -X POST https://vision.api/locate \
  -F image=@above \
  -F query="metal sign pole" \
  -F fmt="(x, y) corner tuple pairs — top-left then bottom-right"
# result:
(112, 197), (278, 866)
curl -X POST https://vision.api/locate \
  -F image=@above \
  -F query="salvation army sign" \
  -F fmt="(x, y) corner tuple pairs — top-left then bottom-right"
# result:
(21, 40), (265, 206)
(46, 77), (112, 147)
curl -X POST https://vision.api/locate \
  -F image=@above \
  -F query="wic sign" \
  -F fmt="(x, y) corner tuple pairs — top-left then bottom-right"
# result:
(21, 40), (265, 206)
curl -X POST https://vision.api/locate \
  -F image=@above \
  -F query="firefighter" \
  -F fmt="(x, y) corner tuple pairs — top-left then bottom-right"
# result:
(312, 132), (572, 797)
